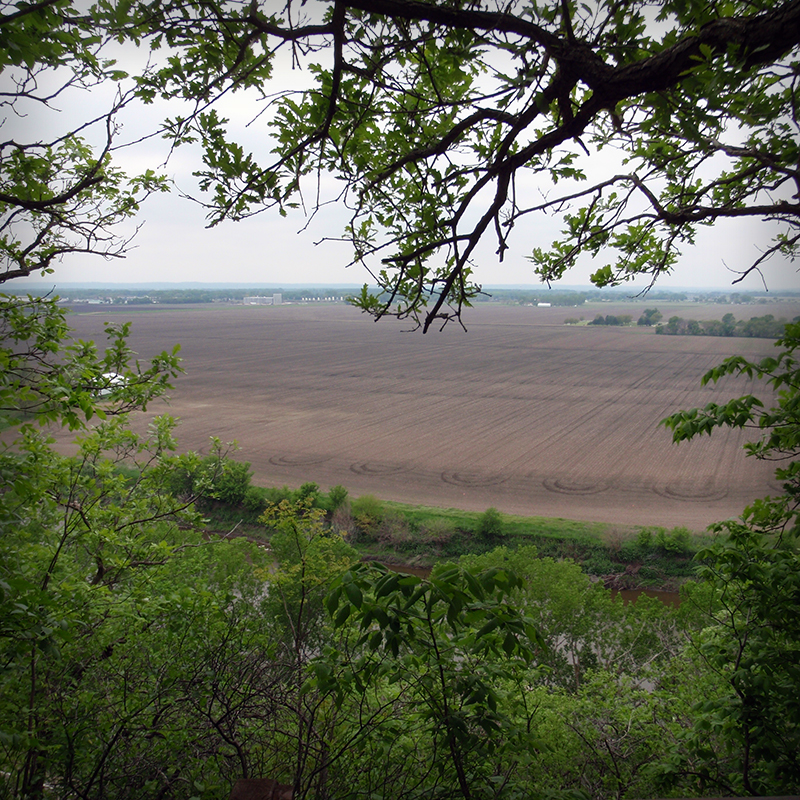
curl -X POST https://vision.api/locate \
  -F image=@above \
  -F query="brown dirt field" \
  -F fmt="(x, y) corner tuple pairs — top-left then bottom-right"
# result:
(58, 301), (800, 531)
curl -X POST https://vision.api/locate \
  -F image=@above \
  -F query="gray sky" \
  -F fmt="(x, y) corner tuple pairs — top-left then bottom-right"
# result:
(11, 26), (800, 293)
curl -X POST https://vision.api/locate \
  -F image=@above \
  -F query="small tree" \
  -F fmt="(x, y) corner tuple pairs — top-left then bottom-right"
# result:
(661, 321), (800, 795)
(477, 507), (504, 544)
(638, 309), (663, 327)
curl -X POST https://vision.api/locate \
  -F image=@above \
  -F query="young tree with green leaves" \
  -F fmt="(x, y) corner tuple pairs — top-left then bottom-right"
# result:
(310, 562), (544, 799)
(660, 320), (800, 795)
(0, 296), (287, 798)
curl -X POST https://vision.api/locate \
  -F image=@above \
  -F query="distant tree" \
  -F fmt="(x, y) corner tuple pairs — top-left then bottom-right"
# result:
(721, 312), (737, 336)
(638, 308), (663, 327)
(702, 319), (724, 336)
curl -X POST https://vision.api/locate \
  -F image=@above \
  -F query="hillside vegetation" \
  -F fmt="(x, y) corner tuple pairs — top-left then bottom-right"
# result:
(2, 295), (799, 799)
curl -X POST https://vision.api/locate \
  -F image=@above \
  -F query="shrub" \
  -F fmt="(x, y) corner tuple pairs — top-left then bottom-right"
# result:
(350, 494), (384, 539)
(263, 486), (295, 505)
(657, 526), (692, 555)
(211, 458), (253, 506)
(242, 486), (267, 514)
(477, 507), (504, 542)
(328, 485), (349, 512)
(580, 554), (619, 575)
(421, 518), (456, 546)
(636, 528), (654, 548)
(296, 481), (320, 501)
(377, 511), (413, 546)
(330, 505), (355, 539)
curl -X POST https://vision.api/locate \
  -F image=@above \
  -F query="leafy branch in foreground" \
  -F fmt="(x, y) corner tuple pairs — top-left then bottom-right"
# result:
(2, 1), (798, 329)
(0, 293), (181, 430)
(311, 562), (544, 799)
(658, 320), (800, 794)
(142, 0), (800, 330)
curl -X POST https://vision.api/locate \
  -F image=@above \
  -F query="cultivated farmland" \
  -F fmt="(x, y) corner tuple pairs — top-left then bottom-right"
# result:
(61, 301), (798, 530)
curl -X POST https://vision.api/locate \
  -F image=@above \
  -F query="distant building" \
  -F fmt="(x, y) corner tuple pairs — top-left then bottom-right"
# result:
(537, 302), (551, 307)
(243, 294), (282, 305)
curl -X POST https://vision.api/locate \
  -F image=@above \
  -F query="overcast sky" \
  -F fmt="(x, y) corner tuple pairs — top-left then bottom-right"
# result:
(11, 25), (800, 293)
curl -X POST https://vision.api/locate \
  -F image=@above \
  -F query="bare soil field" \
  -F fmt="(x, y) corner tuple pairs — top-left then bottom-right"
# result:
(59, 301), (800, 531)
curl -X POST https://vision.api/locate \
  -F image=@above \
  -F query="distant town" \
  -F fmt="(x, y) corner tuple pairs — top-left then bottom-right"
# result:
(6, 284), (798, 308)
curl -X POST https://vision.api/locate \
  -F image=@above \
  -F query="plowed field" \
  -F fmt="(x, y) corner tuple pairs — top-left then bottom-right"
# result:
(60, 301), (798, 530)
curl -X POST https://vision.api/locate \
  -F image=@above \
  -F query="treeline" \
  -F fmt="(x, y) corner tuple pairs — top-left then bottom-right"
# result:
(587, 313), (633, 325)
(480, 288), (693, 306)
(9, 287), (355, 304)
(192, 458), (698, 583)
(655, 312), (796, 338)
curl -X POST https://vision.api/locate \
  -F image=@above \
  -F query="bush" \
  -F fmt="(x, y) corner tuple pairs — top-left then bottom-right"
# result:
(636, 528), (654, 548)
(477, 507), (504, 542)
(420, 518), (456, 546)
(242, 486), (267, 514)
(350, 494), (384, 540)
(377, 511), (413, 546)
(581, 555), (619, 576)
(656, 525), (692, 555)
(296, 481), (320, 501)
(330, 505), (355, 538)
(328, 484), (349, 512)
(263, 486), (295, 505)
(211, 458), (252, 506)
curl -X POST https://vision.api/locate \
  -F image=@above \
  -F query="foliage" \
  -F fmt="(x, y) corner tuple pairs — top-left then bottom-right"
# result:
(0, 297), (244, 798)
(588, 313), (632, 326)
(167, 445), (253, 509)
(637, 308), (663, 326)
(2, 1), (798, 329)
(348, 493), (385, 540)
(461, 547), (683, 692)
(476, 506), (504, 543)
(659, 320), (800, 795)
(314, 561), (544, 799)
(0, 294), (181, 430)
(655, 312), (791, 338)
(327, 484), (349, 512)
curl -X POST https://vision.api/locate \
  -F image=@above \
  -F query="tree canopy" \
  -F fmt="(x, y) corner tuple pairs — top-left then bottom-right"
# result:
(1, 0), (798, 328)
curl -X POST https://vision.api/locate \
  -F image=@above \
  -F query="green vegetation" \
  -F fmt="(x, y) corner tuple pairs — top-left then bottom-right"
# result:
(200, 478), (703, 587)
(3, 295), (800, 798)
(655, 312), (796, 338)
(588, 313), (633, 326)
(637, 308), (663, 327)
(3, 1), (800, 795)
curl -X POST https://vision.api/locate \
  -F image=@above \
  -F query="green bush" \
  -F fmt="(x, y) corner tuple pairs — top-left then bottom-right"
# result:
(210, 458), (252, 506)
(327, 484), (349, 512)
(263, 486), (295, 505)
(581, 555), (619, 576)
(243, 486), (267, 514)
(350, 494), (384, 539)
(636, 528), (654, 548)
(657, 525), (692, 555)
(296, 481), (320, 501)
(421, 518), (456, 546)
(477, 507), (504, 542)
